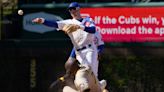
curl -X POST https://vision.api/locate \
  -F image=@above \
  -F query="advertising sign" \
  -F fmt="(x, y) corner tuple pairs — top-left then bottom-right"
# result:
(81, 7), (164, 42)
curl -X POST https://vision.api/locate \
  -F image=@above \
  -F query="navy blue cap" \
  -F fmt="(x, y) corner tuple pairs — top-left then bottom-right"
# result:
(68, 2), (80, 9)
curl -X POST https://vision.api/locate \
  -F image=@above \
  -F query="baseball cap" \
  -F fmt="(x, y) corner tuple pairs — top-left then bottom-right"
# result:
(68, 2), (80, 9)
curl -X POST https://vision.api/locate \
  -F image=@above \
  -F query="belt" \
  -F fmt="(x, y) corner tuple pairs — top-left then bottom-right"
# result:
(77, 44), (92, 51)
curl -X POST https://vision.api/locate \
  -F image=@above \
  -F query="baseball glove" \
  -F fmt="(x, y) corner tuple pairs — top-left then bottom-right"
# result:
(62, 24), (80, 34)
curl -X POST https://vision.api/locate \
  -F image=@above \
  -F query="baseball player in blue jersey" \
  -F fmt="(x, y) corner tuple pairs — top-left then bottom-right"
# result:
(32, 2), (107, 92)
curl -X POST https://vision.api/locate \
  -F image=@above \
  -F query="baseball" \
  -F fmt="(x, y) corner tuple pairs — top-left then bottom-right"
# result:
(18, 9), (24, 15)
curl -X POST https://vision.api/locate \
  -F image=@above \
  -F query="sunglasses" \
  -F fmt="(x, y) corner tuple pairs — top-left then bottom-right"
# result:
(68, 7), (76, 11)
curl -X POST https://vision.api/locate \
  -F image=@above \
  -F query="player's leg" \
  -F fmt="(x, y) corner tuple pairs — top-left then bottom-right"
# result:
(75, 46), (102, 91)
(65, 57), (79, 77)
(85, 49), (107, 91)
(65, 48), (79, 78)
(85, 49), (98, 77)
(74, 65), (90, 92)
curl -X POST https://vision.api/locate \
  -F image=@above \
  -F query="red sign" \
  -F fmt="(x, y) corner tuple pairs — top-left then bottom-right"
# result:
(81, 7), (164, 42)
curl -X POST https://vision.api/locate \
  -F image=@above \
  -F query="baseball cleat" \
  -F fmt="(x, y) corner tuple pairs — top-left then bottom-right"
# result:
(99, 79), (107, 90)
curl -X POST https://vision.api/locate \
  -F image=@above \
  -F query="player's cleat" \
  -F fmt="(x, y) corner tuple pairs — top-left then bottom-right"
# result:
(99, 79), (107, 90)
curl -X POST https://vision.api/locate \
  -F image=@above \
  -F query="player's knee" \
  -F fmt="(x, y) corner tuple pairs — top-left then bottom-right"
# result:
(65, 57), (77, 69)
(65, 57), (79, 75)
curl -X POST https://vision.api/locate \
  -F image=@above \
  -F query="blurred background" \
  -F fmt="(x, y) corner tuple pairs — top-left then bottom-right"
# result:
(0, 0), (164, 92)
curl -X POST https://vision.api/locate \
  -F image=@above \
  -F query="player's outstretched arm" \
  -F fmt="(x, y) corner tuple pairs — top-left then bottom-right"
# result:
(32, 18), (58, 28)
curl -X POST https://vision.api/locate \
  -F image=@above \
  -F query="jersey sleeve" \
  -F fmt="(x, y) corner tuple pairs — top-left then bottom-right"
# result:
(57, 19), (73, 30)
(83, 17), (96, 33)
(56, 20), (66, 30)
(84, 17), (95, 27)
(43, 20), (58, 28)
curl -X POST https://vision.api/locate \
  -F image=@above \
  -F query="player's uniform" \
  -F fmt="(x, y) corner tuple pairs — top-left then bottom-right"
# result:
(70, 30), (105, 58)
(43, 17), (99, 77)
(69, 30), (105, 78)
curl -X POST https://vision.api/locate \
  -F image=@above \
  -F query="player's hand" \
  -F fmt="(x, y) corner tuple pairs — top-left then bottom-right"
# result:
(32, 18), (45, 24)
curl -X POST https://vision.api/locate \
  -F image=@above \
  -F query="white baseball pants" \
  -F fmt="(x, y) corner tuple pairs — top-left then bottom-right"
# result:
(76, 44), (99, 77)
